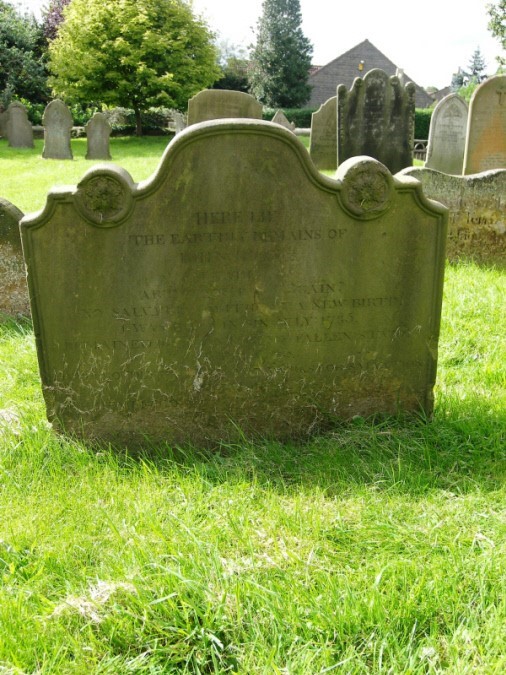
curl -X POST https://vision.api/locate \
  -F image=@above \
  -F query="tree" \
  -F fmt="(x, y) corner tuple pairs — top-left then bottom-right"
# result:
(487, 0), (506, 65)
(467, 47), (487, 82)
(213, 42), (250, 92)
(48, 0), (220, 135)
(42, 0), (71, 42)
(0, 1), (49, 106)
(249, 0), (313, 107)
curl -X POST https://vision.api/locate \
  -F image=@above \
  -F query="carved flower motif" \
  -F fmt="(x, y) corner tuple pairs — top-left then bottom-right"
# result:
(347, 172), (389, 212)
(81, 177), (124, 219)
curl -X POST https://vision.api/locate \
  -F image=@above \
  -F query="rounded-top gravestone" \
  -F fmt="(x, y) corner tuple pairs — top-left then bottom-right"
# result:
(42, 99), (73, 160)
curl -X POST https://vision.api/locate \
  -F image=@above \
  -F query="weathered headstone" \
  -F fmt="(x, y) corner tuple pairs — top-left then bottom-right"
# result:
(310, 96), (337, 171)
(271, 109), (295, 131)
(6, 101), (34, 148)
(187, 89), (262, 125)
(42, 99), (73, 160)
(0, 107), (8, 138)
(463, 75), (506, 174)
(85, 112), (112, 160)
(401, 166), (506, 266)
(171, 110), (186, 134)
(21, 120), (447, 447)
(425, 93), (468, 174)
(0, 198), (29, 317)
(337, 68), (415, 173)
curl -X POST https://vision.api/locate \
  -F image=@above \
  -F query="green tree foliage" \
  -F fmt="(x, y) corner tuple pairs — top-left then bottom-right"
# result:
(467, 47), (487, 82)
(48, 0), (220, 134)
(213, 42), (249, 92)
(487, 0), (506, 65)
(0, 1), (49, 106)
(249, 0), (313, 107)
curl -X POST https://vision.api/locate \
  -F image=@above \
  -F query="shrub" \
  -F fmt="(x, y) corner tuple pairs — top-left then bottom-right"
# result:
(414, 108), (433, 140)
(262, 107), (316, 128)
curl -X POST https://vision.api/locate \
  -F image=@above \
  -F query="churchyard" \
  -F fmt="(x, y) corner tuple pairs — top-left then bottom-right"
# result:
(0, 79), (504, 672)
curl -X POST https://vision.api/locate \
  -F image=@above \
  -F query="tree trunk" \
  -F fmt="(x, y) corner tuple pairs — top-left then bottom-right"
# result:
(134, 106), (142, 136)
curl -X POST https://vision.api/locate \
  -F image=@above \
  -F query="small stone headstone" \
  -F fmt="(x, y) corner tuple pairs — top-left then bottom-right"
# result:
(310, 96), (337, 171)
(172, 111), (186, 134)
(21, 120), (447, 447)
(463, 75), (506, 174)
(187, 89), (262, 125)
(85, 112), (112, 160)
(337, 68), (415, 173)
(402, 166), (506, 266)
(6, 101), (34, 148)
(0, 107), (8, 138)
(42, 99), (73, 160)
(271, 110), (295, 131)
(0, 198), (29, 317)
(425, 94), (468, 174)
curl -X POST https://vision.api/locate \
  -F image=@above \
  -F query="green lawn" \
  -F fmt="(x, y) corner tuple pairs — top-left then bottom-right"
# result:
(0, 139), (505, 673)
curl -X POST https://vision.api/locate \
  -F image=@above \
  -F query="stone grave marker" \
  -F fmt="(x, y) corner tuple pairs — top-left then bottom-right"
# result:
(0, 198), (29, 316)
(425, 93), (468, 174)
(171, 110), (186, 134)
(0, 107), (8, 138)
(21, 120), (447, 447)
(337, 68), (415, 174)
(42, 99), (73, 160)
(310, 96), (337, 171)
(85, 112), (112, 160)
(463, 75), (506, 174)
(271, 109), (295, 131)
(6, 101), (34, 148)
(402, 166), (506, 266)
(187, 89), (262, 125)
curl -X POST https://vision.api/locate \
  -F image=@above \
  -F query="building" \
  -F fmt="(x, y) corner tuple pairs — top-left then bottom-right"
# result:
(308, 39), (434, 109)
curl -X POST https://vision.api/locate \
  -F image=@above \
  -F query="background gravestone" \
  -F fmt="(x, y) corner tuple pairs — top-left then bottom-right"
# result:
(42, 99), (73, 160)
(0, 198), (29, 317)
(402, 166), (506, 266)
(425, 93), (468, 175)
(21, 120), (447, 447)
(310, 96), (337, 171)
(0, 107), (8, 138)
(463, 75), (506, 175)
(337, 69), (415, 174)
(187, 89), (262, 125)
(6, 101), (34, 148)
(271, 110), (295, 131)
(85, 112), (112, 160)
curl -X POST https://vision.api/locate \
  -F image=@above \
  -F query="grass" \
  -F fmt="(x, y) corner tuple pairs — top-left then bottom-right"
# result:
(0, 140), (505, 673)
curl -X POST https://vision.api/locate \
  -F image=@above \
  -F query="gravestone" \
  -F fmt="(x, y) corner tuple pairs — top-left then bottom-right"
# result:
(85, 112), (112, 160)
(0, 107), (8, 138)
(187, 89), (262, 125)
(171, 110), (186, 134)
(42, 99), (73, 160)
(402, 166), (506, 266)
(310, 96), (337, 171)
(6, 101), (34, 148)
(425, 93), (468, 174)
(337, 69), (415, 173)
(21, 120), (447, 447)
(271, 110), (295, 131)
(463, 75), (506, 174)
(0, 198), (29, 317)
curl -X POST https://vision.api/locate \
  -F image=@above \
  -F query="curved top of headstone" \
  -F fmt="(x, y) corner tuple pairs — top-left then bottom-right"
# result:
(43, 99), (73, 129)
(339, 67), (416, 96)
(187, 89), (263, 125)
(425, 93), (468, 174)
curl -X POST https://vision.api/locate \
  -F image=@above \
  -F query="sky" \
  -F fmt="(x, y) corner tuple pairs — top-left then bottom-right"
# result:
(16, 0), (505, 90)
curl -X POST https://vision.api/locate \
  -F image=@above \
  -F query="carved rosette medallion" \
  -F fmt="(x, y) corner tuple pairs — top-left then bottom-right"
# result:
(340, 160), (393, 219)
(75, 172), (133, 227)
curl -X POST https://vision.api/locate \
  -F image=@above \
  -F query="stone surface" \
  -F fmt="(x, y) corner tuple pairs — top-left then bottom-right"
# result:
(42, 99), (73, 160)
(171, 110), (186, 134)
(21, 120), (447, 447)
(401, 166), (506, 266)
(6, 101), (34, 148)
(0, 198), (29, 317)
(463, 75), (506, 174)
(271, 110), (294, 131)
(0, 108), (8, 138)
(337, 68), (415, 174)
(187, 89), (262, 125)
(425, 94), (468, 174)
(85, 112), (112, 160)
(310, 96), (337, 171)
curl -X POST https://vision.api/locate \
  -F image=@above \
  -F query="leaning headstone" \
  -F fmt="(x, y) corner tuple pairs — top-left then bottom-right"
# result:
(310, 96), (337, 171)
(337, 68), (416, 174)
(187, 89), (262, 125)
(0, 198), (29, 317)
(21, 120), (447, 447)
(425, 93), (468, 174)
(42, 99), (73, 160)
(6, 101), (34, 148)
(463, 75), (506, 174)
(271, 110), (295, 131)
(401, 166), (506, 266)
(85, 112), (112, 160)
